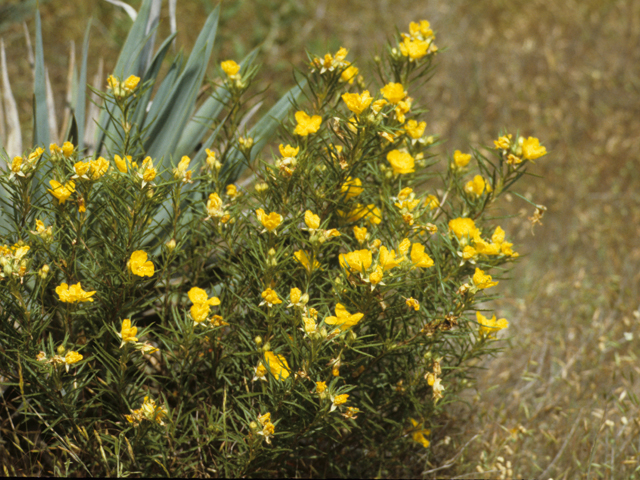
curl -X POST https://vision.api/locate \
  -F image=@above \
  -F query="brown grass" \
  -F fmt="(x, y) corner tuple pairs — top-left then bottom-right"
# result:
(2, 0), (640, 477)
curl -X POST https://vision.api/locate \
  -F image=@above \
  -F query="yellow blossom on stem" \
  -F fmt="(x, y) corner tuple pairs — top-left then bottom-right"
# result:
(315, 381), (327, 394)
(90, 157), (109, 180)
(494, 134), (512, 150)
(379, 246), (403, 271)
(425, 194), (440, 210)
(472, 268), (498, 289)
(256, 209), (283, 233)
(380, 82), (406, 104)
(399, 37), (429, 60)
(410, 419), (431, 448)
(56, 282), (96, 303)
(406, 298), (420, 311)
(129, 250), (154, 277)
(395, 99), (411, 123)
(339, 204), (382, 225)
(48, 180), (76, 204)
(405, 119), (426, 139)
(304, 210), (320, 230)
(398, 238), (411, 256)
(118, 318), (138, 347)
(294, 111), (322, 136)
(521, 136), (547, 161)
(448, 218), (479, 239)
(476, 311), (509, 337)
(264, 351), (290, 381)
(253, 363), (268, 382)
(330, 393), (349, 412)
(325, 304), (364, 332)
(294, 250), (321, 272)
(411, 243), (434, 268)
(62, 141), (74, 157)
(353, 226), (368, 245)
(453, 150), (471, 168)
(387, 150), (415, 174)
(341, 91), (373, 115)
(174, 156), (192, 181)
(339, 249), (372, 274)
(123, 75), (140, 92)
(188, 287), (221, 324)
(260, 288), (282, 307)
(221, 60), (240, 77)
(464, 175), (487, 197)
(226, 184), (238, 198)
(340, 64), (358, 84)
(64, 351), (83, 368)
(341, 177), (363, 199)
(207, 193), (224, 218)
(114, 154), (131, 173)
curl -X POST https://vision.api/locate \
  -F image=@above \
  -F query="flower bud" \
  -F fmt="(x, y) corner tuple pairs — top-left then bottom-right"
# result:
(39, 264), (50, 279)
(57, 345), (66, 355)
(165, 239), (176, 252)
(254, 336), (263, 346)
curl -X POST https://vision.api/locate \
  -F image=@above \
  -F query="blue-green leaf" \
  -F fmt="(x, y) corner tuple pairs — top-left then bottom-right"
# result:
(32, 9), (49, 148)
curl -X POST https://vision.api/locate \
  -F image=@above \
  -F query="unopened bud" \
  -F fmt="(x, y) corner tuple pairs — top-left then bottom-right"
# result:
(165, 239), (176, 252)
(254, 336), (263, 346)
(57, 345), (66, 355)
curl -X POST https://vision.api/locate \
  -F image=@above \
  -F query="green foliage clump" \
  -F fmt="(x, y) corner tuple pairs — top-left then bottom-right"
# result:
(0, 8), (547, 477)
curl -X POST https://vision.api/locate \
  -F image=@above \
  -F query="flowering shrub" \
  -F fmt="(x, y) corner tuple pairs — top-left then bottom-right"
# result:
(0, 13), (546, 477)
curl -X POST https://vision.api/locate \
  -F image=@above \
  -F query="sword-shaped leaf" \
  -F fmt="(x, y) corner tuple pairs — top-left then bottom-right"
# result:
(33, 9), (49, 148)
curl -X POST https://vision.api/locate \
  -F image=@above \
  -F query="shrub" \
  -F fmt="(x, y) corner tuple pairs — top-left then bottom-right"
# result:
(0, 3), (546, 477)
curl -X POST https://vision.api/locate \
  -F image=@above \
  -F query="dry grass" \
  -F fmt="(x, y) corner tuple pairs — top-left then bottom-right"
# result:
(2, 0), (640, 477)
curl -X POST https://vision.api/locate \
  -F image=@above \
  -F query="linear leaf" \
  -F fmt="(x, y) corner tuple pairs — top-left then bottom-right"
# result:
(0, 39), (21, 157)
(33, 9), (49, 147)
(76, 21), (91, 152)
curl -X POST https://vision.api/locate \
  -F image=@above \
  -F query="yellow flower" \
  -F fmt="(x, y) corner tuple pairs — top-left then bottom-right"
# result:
(507, 154), (523, 165)
(221, 60), (240, 77)
(256, 209), (283, 233)
(331, 393), (349, 411)
(143, 165), (156, 183)
(406, 298), (420, 311)
(226, 184), (238, 199)
(129, 250), (154, 277)
(448, 218), (479, 239)
(472, 268), (498, 290)
(387, 150), (415, 174)
(289, 288), (302, 305)
(379, 246), (403, 271)
(405, 119), (426, 139)
(123, 75), (140, 92)
(325, 304), (364, 332)
(491, 226), (505, 245)
(257, 411), (276, 443)
(207, 193), (224, 218)
(62, 141), (74, 157)
(476, 311), (509, 337)
(409, 20), (433, 39)
(398, 238), (411, 256)
(340, 204), (382, 225)
(114, 154), (130, 173)
(279, 144), (299, 158)
(339, 249), (372, 274)
(302, 316), (318, 336)
(294, 111), (322, 136)
(369, 265), (384, 285)
(316, 381), (327, 394)
(304, 210), (320, 230)
(73, 161), (91, 178)
(264, 351), (290, 381)
(55, 282), (96, 303)
(462, 245), (477, 260)
(253, 363), (268, 382)
(410, 418), (431, 448)
(341, 90), (373, 115)
(353, 226), (368, 245)
(521, 136), (547, 161)
(380, 82), (405, 104)
(425, 194), (439, 210)
(48, 180), (76, 204)
(399, 37), (429, 60)
(118, 318), (138, 347)
(453, 150), (471, 168)
(261, 288), (282, 307)
(174, 156), (192, 181)
(294, 250), (321, 273)
(371, 99), (388, 114)
(90, 157), (109, 180)
(494, 134), (512, 150)
(395, 100), (411, 124)
(341, 177), (363, 199)
(188, 287), (221, 324)
(411, 243), (434, 268)
(464, 175), (487, 197)
(340, 64), (358, 84)
(64, 351), (83, 365)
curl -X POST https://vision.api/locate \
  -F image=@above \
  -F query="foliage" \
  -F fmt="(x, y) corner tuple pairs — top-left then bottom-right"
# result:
(0, 5), (546, 477)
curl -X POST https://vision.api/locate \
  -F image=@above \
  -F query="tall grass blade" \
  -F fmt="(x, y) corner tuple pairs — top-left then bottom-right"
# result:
(76, 22), (91, 152)
(102, 0), (138, 21)
(60, 40), (76, 142)
(45, 68), (58, 144)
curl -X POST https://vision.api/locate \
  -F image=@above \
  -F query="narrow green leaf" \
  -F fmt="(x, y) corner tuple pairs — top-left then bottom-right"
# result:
(33, 9), (49, 147)
(76, 21), (91, 152)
